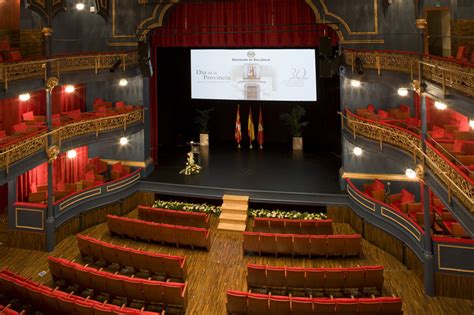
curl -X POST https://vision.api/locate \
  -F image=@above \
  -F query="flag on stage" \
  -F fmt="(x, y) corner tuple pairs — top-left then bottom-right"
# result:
(257, 106), (264, 149)
(235, 104), (242, 148)
(248, 107), (255, 148)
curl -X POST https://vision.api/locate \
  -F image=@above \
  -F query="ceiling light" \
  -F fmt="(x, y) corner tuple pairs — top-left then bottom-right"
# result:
(119, 137), (128, 145)
(65, 85), (75, 93)
(351, 80), (361, 88)
(119, 79), (128, 87)
(434, 101), (447, 110)
(397, 88), (408, 97)
(353, 147), (363, 156)
(76, 3), (85, 10)
(470, 120), (474, 129)
(405, 168), (417, 179)
(67, 149), (77, 159)
(19, 93), (30, 102)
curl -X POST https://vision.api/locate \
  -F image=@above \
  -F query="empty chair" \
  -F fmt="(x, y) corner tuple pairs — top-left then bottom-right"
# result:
(335, 298), (358, 315)
(123, 277), (145, 302)
(75, 266), (93, 289)
(305, 269), (325, 295)
(175, 226), (192, 248)
(130, 249), (149, 272)
(260, 233), (277, 256)
(41, 290), (60, 313)
(317, 220), (333, 235)
(286, 267), (305, 294)
(343, 234), (362, 257)
(48, 257), (62, 281)
(291, 297), (313, 314)
(227, 290), (248, 315)
(59, 260), (76, 283)
(74, 299), (95, 315)
(310, 235), (327, 258)
(130, 219), (147, 241)
(161, 224), (177, 246)
(364, 266), (384, 294)
(243, 232), (260, 255)
(164, 256), (185, 279)
(147, 254), (165, 276)
(247, 264), (267, 290)
(189, 228), (210, 250)
(162, 282), (186, 308)
(269, 295), (291, 315)
(177, 211), (192, 227)
(148, 222), (163, 243)
(101, 244), (117, 265)
(89, 270), (108, 294)
(77, 235), (91, 257)
(266, 266), (286, 294)
(138, 205), (151, 221)
(143, 282), (163, 305)
(313, 298), (336, 314)
(358, 297), (382, 315)
(253, 218), (269, 232)
(248, 293), (269, 315)
(116, 247), (133, 267)
(89, 241), (103, 260)
(293, 235), (310, 257)
(301, 220), (317, 234)
(106, 274), (127, 298)
(344, 268), (365, 295)
(325, 268), (345, 295)
(380, 297), (403, 315)
(285, 220), (301, 234)
(269, 219), (285, 233)
(276, 234), (293, 257)
(107, 215), (122, 236)
(326, 235), (345, 257)
(57, 296), (77, 315)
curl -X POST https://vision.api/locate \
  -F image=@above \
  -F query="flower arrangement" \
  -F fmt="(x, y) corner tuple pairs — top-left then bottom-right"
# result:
(179, 152), (201, 175)
(248, 208), (327, 220)
(153, 200), (221, 216)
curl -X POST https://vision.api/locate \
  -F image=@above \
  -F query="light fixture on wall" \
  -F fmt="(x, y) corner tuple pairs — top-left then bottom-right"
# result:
(405, 168), (417, 179)
(119, 79), (128, 87)
(353, 147), (363, 156)
(76, 2), (85, 10)
(470, 119), (474, 129)
(119, 137), (129, 146)
(434, 101), (447, 110)
(65, 85), (75, 93)
(19, 93), (31, 102)
(67, 149), (77, 159)
(397, 88), (408, 97)
(351, 80), (361, 88)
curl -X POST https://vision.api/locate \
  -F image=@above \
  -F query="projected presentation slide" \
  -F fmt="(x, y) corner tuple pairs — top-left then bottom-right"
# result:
(191, 49), (317, 101)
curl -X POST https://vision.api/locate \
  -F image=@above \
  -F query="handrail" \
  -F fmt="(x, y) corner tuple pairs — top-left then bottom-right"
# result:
(0, 108), (145, 172)
(341, 110), (474, 213)
(343, 49), (474, 97)
(0, 51), (139, 90)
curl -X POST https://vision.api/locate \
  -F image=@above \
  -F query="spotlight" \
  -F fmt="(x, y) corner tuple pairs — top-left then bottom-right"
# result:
(119, 137), (128, 146)
(76, 3), (85, 10)
(19, 93), (31, 101)
(405, 168), (417, 179)
(434, 101), (447, 110)
(65, 85), (75, 93)
(397, 88), (408, 97)
(353, 147), (363, 156)
(119, 79), (128, 87)
(67, 149), (77, 159)
(470, 120), (474, 129)
(351, 80), (361, 88)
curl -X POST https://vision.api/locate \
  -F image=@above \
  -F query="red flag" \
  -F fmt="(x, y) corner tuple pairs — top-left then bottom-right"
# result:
(235, 104), (242, 146)
(248, 106), (255, 148)
(257, 106), (264, 149)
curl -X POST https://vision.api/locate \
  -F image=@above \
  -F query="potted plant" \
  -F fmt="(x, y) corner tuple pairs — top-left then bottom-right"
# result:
(280, 105), (309, 150)
(195, 107), (214, 146)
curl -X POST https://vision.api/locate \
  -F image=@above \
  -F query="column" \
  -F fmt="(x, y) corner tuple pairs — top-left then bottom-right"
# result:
(45, 87), (55, 252)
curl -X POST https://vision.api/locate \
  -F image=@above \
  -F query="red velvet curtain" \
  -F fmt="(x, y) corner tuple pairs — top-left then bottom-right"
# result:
(0, 90), (46, 132)
(16, 145), (89, 201)
(52, 84), (86, 114)
(153, 0), (337, 47)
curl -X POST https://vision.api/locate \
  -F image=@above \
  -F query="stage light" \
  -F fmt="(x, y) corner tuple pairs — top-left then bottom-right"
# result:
(19, 93), (31, 102)
(65, 85), (75, 93)
(470, 120), (474, 129)
(119, 79), (128, 87)
(434, 101), (447, 110)
(353, 147), (363, 156)
(67, 149), (77, 159)
(397, 88), (408, 97)
(119, 137), (128, 146)
(351, 80), (361, 88)
(76, 3), (85, 10)
(405, 168), (417, 179)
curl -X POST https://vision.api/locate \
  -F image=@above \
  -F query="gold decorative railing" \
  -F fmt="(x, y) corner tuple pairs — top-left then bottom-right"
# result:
(343, 50), (474, 97)
(0, 51), (139, 90)
(0, 108), (144, 172)
(343, 110), (474, 213)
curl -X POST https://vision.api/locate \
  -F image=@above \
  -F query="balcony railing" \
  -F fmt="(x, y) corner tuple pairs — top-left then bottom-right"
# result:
(342, 110), (474, 213)
(343, 49), (474, 98)
(0, 108), (144, 172)
(0, 51), (139, 90)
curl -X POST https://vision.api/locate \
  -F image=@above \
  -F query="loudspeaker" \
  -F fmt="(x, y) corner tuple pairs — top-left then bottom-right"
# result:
(138, 40), (153, 77)
(319, 36), (332, 57)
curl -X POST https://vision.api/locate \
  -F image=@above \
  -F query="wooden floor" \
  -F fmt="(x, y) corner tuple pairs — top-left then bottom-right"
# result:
(0, 211), (473, 315)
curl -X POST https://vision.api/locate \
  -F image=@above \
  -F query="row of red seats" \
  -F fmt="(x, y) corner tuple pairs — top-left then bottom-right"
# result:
(247, 264), (383, 295)
(0, 269), (159, 314)
(48, 256), (188, 309)
(107, 215), (211, 250)
(226, 290), (402, 315)
(0, 304), (21, 315)
(77, 234), (187, 280)
(243, 232), (361, 258)
(138, 205), (210, 229)
(253, 218), (333, 235)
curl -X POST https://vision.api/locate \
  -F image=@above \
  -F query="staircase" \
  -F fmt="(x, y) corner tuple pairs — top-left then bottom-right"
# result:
(217, 195), (249, 232)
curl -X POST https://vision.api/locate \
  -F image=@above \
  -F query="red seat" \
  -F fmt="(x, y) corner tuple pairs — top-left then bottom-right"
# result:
(313, 298), (336, 314)
(189, 227), (210, 250)
(130, 249), (148, 272)
(335, 298), (358, 315)
(317, 219), (333, 235)
(327, 235), (345, 257)
(162, 282), (186, 308)
(269, 218), (285, 233)
(147, 253), (165, 276)
(344, 267), (365, 295)
(291, 297), (314, 314)
(310, 235), (327, 257)
(301, 220), (317, 234)
(269, 295), (291, 315)
(101, 243), (118, 265)
(75, 265), (93, 288)
(248, 293), (269, 314)
(243, 232), (260, 255)
(74, 299), (95, 315)
(163, 255), (185, 279)
(123, 277), (145, 301)
(247, 264), (267, 290)
(344, 234), (362, 257)
(305, 268), (325, 294)
(286, 266), (305, 292)
(89, 239), (103, 260)
(260, 233), (277, 255)
(275, 233), (293, 256)
(285, 219), (301, 234)
(380, 297), (403, 315)
(325, 268), (345, 294)
(359, 297), (382, 314)
(364, 266), (384, 294)
(107, 215), (122, 236)
(161, 224), (177, 246)
(143, 282), (164, 304)
(175, 225), (192, 248)
(116, 246), (133, 267)
(266, 266), (286, 293)
(57, 296), (77, 315)
(226, 290), (248, 315)
(106, 274), (127, 298)
(77, 234), (91, 257)
(254, 218), (269, 232)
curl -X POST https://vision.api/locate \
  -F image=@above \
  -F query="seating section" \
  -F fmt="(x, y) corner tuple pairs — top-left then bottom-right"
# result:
(138, 205), (210, 229)
(247, 264), (384, 296)
(107, 214), (211, 250)
(48, 256), (188, 309)
(0, 269), (160, 314)
(253, 217), (333, 235)
(0, 304), (21, 315)
(226, 290), (403, 315)
(77, 234), (187, 280)
(243, 232), (361, 258)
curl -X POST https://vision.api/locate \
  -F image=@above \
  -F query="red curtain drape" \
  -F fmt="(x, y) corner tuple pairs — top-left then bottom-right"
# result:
(16, 145), (89, 201)
(52, 84), (86, 114)
(0, 90), (46, 132)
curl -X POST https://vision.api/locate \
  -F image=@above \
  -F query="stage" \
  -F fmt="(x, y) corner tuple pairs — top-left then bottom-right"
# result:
(141, 146), (348, 207)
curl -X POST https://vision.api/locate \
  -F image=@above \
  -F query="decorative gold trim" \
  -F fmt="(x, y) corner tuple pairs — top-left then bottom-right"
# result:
(341, 39), (385, 44)
(343, 172), (419, 182)
(15, 208), (44, 231)
(106, 173), (141, 192)
(59, 188), (102, 211)
(139, 3), (175, 39)
(347, 184), (376, 212)
(112, 0), (136, 38)
(305, 0), (344, 41)
(107, 42), (138, 47)
(101, 159), (146, 168)
(381, 207), (422, 241)
(437, 243), (474, 273)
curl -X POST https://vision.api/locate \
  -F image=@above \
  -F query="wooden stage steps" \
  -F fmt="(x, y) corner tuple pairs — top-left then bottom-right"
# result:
(217, 195), (249, 232)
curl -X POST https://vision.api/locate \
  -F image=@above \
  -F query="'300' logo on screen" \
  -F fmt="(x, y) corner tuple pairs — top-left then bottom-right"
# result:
(290, 68), (307, 79)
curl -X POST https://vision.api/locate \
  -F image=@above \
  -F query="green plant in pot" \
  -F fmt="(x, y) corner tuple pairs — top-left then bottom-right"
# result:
(195, 107), (214, 146)
(280, 105), (309, 150)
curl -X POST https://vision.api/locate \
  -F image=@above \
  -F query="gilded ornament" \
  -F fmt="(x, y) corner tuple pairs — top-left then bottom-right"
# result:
(47, 145), (60, 161)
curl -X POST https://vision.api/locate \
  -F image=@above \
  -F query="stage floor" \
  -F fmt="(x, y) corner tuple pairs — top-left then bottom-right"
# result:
(144, 147), (343, 199)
